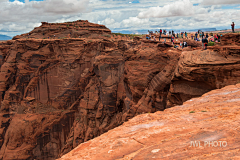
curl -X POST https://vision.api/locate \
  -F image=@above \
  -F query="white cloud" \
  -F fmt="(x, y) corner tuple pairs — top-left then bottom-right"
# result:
(0, 0), (90, 34)
(201, 0), (240, 5)
(122, 17), (149, 28)
(138, 0), (195, 18)
(98, 18), (115, 25)
(0, 0), (240, 38)
(33, 0), (90, 14)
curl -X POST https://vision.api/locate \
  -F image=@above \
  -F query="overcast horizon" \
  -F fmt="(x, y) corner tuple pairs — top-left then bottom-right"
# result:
(1, 0), (240, 37)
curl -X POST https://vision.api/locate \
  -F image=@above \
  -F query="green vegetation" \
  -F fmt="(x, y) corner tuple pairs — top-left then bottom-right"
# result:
(112, 32), (144, 39)
(201, 110), (207, 112)
(103, 34), (111, 38)
(208, 42), (215, 46)
(189, 111), (195, 113)
(88, 40), (92, 43)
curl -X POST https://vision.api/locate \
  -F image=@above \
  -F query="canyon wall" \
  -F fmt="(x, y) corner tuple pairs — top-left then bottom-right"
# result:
(0, 20), (240, 159)
(59, 83), (240, 160)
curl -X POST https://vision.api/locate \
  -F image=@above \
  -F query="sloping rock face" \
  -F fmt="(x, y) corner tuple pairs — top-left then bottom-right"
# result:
(59, 84), (240, 160)
(167, 34), (240, 107)
(220, 33), (240, 45)
(0, 20), (240, 159)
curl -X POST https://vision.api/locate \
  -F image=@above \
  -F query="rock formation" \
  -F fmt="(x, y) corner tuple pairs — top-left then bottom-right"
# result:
(0, 20), (240, 159)
(13, 20), (111, 40)
(59, 83), (240, 160)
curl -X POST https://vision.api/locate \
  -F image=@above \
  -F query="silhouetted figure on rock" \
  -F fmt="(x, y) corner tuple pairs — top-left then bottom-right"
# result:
(203, 37), (208, 50)
(231, 22), (235, 33)
(195, 32), (198, 40)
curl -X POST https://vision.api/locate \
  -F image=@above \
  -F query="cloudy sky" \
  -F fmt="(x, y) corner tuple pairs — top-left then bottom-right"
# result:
(1, 0), (240, 37)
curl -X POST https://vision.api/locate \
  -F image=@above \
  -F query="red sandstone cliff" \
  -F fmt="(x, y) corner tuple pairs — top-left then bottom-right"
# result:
(59, 83), (240, 160)
(0, 20), (240, 159)
(13, 20), (111, 40)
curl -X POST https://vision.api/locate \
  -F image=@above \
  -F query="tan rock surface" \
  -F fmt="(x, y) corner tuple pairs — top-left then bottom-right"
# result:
(59, 84), (240, 160)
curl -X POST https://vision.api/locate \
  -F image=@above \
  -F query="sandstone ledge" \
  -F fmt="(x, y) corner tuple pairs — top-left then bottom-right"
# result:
(59, 84), (240, 160)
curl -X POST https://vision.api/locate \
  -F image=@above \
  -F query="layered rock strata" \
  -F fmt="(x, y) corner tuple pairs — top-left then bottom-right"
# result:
(0, 20), (239, 159)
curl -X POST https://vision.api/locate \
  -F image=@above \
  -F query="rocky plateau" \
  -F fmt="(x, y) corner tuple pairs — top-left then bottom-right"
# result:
(0, 20), (240, 159)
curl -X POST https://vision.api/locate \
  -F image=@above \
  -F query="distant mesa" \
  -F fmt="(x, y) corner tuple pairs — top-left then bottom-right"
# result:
(0, 34), (12, 40)
(114, 28), (217, 35)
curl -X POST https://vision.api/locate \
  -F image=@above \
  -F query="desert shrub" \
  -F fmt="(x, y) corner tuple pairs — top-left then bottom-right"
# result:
(208, 42), (215, 46)
(103, 34), (111, 37)
(189, 111), (195, 113)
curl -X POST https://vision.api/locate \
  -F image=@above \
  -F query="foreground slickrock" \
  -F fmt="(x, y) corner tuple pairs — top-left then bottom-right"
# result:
(0, 20), (240, 159)
(59, 84), (240, 160)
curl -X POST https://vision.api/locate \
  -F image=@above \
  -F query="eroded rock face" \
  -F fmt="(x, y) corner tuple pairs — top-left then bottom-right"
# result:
(0, 21), (240, 159)
(167, 34), (240, 107)
(59, 84), (240, 160)
(13, 20), (111, 40)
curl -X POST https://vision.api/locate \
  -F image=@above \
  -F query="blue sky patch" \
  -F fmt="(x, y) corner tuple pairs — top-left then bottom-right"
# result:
(221, 5), (238, 10)
(131, 0), (140, 4)
(9, 0), (43, 2)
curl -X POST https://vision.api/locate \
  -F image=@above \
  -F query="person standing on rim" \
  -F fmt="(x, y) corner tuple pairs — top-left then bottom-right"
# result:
(159, 29), (162, 41)
(202, 36), (205, 49)
(231, 22), (235, 33)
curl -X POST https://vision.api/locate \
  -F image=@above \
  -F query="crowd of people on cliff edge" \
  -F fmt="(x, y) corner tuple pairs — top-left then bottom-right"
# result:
(146, 22), (236, 50)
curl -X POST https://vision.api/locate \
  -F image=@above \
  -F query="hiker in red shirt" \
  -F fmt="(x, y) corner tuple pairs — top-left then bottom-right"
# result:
(171, 36), (174, 45)
(159, 29), (162, 41)
(231, 22), (235, 33)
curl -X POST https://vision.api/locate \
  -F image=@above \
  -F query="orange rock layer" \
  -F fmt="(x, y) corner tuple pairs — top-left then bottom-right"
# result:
(0, 20), (240, 159)
(59, 84), (240, 160)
